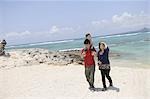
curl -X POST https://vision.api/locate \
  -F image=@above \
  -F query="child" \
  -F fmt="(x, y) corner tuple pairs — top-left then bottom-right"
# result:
(97, 42), (113, 91)
(85, 33), (95, 51)
(81, 39), (96, 91)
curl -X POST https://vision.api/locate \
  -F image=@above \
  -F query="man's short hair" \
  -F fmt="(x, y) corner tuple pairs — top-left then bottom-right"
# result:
(84, 39), (91, 44)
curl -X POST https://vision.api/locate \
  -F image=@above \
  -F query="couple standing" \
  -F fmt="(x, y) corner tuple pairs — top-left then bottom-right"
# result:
(81, 33), (113, 91)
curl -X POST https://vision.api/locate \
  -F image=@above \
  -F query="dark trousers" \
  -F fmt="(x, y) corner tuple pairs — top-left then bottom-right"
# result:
(85, 66), (95, 87)
(100, 69), (112, 88)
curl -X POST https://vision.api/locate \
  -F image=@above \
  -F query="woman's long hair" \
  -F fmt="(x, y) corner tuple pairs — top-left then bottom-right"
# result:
(99, 42), (105, 50)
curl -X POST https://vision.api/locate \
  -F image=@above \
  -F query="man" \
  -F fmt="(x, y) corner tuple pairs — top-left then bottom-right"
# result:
(81, 39), (96, 91)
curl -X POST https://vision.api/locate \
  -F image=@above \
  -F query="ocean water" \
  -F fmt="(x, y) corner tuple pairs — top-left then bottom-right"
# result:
(7, 31), (150, 66)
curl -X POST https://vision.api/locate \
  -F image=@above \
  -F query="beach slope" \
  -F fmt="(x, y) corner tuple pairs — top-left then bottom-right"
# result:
(0, 49), (149, 99)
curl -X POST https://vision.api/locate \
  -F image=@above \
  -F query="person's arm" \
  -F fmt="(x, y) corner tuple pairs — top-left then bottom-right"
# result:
(104, 47), (109, 55)
(91, 45), (96, 52)
(102, 47), (109, 61)
(91, 45), (96, 56)
(97, 51), (102, 65)
(81, 49), (86, 58)
(91, 51), (96, 56)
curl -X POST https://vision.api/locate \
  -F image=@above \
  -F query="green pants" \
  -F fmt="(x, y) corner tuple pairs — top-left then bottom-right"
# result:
(85, 65), (95, 87)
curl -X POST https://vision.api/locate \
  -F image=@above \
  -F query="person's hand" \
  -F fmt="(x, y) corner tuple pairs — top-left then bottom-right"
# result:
(91, 51), (96, 56)
(82, 51), (86, 57)
(98, 61), (102, 66)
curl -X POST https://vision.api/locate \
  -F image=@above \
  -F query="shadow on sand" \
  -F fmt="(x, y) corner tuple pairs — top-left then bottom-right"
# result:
(94, 86), (120, 92)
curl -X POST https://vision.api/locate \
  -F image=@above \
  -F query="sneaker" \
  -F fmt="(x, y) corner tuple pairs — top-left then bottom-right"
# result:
(102, 88), (107, 91)
(109, 83), (113, 87)
(89, 85), (95, 91)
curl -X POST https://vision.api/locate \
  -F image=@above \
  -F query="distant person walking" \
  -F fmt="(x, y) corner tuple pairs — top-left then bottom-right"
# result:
(0, 39), (7, 56)
(1, 39), (7, 49)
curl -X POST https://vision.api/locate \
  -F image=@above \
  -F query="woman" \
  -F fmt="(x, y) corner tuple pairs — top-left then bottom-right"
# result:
(97, 42), (113, 91)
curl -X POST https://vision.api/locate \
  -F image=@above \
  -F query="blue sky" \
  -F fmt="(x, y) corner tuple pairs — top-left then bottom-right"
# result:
(0, 0), (149, 45)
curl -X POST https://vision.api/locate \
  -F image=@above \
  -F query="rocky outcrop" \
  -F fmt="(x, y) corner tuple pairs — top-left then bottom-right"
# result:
(0, 48), (120, 69)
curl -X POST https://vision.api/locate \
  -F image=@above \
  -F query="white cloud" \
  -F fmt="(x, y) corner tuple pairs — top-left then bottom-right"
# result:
(1, 25), (77, 45)
(2, 12), (150, 45)
(61, 27), (74, 31)
(49, 26), (60, 34)
(92, 19), (108, 25)
(92, 12), (150, 29)
(112, 12), (133, 23)
(112, 12), (149, 27)
(49, 25), (75, 34)
(1, 30), (32, 45)
(5, 30), (31, 37)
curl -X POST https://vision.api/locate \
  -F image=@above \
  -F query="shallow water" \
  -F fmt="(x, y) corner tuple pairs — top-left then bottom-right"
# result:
(6, 31), (150, 66)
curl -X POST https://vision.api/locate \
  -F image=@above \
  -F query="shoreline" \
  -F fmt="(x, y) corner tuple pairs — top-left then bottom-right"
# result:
(0, 48), (149, 70)
(0, 48), (150, 99)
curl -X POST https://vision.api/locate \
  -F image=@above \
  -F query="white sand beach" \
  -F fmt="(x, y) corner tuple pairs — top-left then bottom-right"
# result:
(0, 49), (150, 99)
(1, 0), (150, 99)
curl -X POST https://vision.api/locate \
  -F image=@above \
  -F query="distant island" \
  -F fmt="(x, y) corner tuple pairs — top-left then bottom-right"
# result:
(119, 27), (150, 34)
(93, 27), (150, 38)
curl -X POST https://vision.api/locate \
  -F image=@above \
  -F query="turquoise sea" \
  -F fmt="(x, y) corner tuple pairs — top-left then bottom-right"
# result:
(7, 31), (150, 66)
